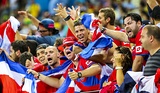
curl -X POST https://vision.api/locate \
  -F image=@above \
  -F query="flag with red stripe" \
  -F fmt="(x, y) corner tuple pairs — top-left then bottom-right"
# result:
(0, 16), (20, 53)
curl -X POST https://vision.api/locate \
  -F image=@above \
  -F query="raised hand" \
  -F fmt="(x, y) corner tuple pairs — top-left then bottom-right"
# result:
(68, 6), (80, 20)
(54, 3), (68, 19)
(114, 54), (123, 67)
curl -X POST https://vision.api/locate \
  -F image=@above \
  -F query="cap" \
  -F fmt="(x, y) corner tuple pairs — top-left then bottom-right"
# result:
(39, 18), (54, 29)
(58, 36), (77, 51)
(150, 5), (160, 20)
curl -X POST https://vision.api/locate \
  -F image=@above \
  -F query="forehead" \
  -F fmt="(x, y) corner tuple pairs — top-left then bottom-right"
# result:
(74, 25), (86, 30)
(141, 27), (148, 35)
(124, 17), (132, 24)
(98, 12), (104, 17)
(39, 25), (47, 30)
(37, 49), (45, 53)
(45, 46), (57, 52)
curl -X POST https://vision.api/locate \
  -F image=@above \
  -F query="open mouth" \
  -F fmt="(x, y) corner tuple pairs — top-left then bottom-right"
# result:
(66, 51), (71, 55)
(48, 58), (52, 61)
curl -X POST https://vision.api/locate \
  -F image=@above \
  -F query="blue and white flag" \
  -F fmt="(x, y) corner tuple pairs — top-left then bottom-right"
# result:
(22, 60), (72, 93)
(119, 71), (157, 93)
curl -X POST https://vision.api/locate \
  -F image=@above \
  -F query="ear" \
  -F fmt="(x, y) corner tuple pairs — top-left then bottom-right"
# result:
(106, 17), (110, 23)
(137, 21), (142, 27)
(57, 52), (61, 58)
(15, 50), (21, 57)
(150, 35), (154, 43)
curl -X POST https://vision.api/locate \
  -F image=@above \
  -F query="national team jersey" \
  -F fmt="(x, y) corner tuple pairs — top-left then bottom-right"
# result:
(76, 57), (101, 91)
(129, 27), (149, 65)
(63, 57), (101, 92)
(114, 26), (131, 48)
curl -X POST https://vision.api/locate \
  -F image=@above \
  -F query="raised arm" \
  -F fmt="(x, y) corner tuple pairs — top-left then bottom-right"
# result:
(146, 0), (158, 9)
(99, 24), (129, 43)
(68, 64), (101, 80)
(156, 0), (160, 5)
(115, 54), (124, 86)
(27, 69), (64, 88)
(18, 11), (40, 27)
(54, 4), (78, 37)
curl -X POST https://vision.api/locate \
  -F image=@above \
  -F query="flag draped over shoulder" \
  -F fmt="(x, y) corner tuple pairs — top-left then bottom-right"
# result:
(0, 51), (27, 93)
(119, 71), (157, 93)
(0, 16), (20, 53)
(80, 13), (113, 59)
(22, 60), (72, 93)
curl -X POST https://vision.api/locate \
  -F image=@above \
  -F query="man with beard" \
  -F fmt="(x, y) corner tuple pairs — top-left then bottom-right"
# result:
(9, 40), (28, 62)
(54, 4), (117, 64)
(99, 13), (149, 71)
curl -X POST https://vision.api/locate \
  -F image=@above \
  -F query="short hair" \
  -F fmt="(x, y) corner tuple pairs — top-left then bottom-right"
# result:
(24, 40), (38, 56)
(74, 18), (83, 27)
(36, 43), (50, 51)
(145, 25), (160, 41)
(54, 37), (64, 47)
(151, 5), (160, 21)
(99, 8), (115, 25)
(11, 40), (28, 53)
(19, 52), (33, 66)
(123, 13), (142, 24)
(115, 46), (133, 74)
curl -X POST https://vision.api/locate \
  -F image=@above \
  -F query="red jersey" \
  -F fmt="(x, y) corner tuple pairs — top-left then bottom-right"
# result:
(129, 27), (149, 65)
(63, 57), (101, 91)
(114, 26), (131, 48)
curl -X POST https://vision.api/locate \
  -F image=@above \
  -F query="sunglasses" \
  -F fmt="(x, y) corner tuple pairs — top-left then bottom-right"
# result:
(38, 30), (48, 33)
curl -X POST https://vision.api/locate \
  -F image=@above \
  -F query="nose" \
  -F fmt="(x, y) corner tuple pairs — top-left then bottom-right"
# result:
(110, 57), (114, 63)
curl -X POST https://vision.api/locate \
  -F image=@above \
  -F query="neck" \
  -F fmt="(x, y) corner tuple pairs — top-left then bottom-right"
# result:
(71, 60), (78, 67)
(50, 61), (60, 69)
(149, 42), (160, 55)
(105, 24), (116, 30)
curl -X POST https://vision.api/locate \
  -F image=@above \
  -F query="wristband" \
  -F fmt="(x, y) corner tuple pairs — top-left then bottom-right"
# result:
(101, 27), (106, 33)
(64, 15), (71, 21)
(115, 66), (123, 70)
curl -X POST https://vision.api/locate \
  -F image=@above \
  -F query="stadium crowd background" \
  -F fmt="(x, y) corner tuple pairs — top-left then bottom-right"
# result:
(0, 0), (149, 37)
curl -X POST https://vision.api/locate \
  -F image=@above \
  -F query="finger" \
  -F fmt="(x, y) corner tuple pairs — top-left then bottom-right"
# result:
(72, 6), (75, 10)
(68, 7), (72, 11)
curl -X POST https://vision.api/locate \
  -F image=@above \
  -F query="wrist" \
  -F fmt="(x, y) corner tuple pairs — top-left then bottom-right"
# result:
(36, 73), (40, 79)
(77, 72), (82, 78)
(64, 15), (71, 21)
(101, 27), (106, 33)
(115, 66), (123, 70)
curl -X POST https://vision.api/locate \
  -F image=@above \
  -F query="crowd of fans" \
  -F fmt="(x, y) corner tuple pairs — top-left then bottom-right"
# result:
(1, 0), (160, 92)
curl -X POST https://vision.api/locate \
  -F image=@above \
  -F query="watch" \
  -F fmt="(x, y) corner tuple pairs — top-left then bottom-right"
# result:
(77, 72), (82, 78)
(101, 27), (106, 33)
(64, 15), (71, 21)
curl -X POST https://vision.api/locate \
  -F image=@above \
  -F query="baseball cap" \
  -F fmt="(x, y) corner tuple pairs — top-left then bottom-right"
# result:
(150, 5), (160, 20)
(58, 36), (77, 51)
(39, 18), (54, 29)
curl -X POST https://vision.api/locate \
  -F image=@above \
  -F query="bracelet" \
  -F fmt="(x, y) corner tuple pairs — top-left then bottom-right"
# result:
(64, 15), (71, 21)
(101, 27), (106, 33)
(115, 67), (123, 70)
